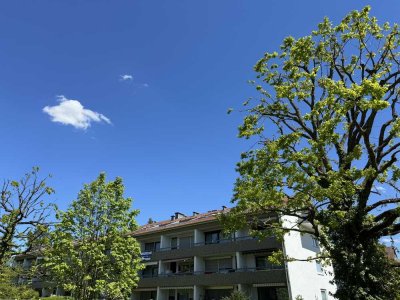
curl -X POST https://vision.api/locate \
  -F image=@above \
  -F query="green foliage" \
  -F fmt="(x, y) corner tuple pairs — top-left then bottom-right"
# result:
(0, 168), (54, 264)
(44, 173), (143, 300)
(224, 6), (400, 300)
(221, 291), (250, 300)
(0, 265), (39, 300)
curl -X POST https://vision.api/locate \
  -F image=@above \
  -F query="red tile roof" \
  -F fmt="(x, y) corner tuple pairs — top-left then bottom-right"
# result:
(132, 209), (229, 236)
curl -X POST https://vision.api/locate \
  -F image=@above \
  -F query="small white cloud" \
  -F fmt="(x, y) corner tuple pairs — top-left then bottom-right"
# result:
(142, 83), (149, 88)
(375, 186), (387, 194)
(43, 95), (111, 130)
(120, 74), (133, 81)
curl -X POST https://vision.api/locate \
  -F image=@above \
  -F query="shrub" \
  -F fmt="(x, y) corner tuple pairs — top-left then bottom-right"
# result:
(221, 291), (250, 300)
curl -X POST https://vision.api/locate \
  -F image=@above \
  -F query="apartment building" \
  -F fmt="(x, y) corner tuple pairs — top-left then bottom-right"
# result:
(11, 208), (335, 299)
(131, 209), (335, 300)
(11, 252), (57, 297)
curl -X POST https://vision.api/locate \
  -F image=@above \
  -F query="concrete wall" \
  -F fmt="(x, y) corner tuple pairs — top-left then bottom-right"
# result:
(282, 216), (336, 300)
(194, 256), (205, 272)
(138, 269), (286, 288)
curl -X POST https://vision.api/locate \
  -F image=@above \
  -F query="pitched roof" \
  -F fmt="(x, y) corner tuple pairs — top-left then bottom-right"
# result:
(132, 208), (229, 236)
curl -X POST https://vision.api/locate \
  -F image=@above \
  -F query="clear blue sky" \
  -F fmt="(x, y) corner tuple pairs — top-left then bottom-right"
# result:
(1, 0), (399, 228)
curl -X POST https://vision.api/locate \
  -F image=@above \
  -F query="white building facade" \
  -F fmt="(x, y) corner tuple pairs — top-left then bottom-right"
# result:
(132, 210), (335, 300)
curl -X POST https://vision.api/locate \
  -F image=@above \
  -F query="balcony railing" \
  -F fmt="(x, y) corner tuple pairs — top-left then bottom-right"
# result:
(195, 235), (255, 247)
(145, 235), (257, 253)
(140, 265), (284, 279)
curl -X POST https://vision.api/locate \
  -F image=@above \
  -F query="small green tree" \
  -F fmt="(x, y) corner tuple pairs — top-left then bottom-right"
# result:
(224, 6), (400, 300)
(0, 265), (39, 299)
(221, 291), (250, 300)
(44, 173), (143, 300)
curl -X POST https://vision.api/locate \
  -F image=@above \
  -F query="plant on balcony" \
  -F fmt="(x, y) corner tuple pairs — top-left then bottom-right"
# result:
(221, 291), (250, 300)
(43, 173), (143, 300)
(223, 6), (400, 300)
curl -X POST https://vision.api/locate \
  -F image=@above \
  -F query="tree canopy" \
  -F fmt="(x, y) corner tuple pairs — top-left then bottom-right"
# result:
(0, 167), (54, 264)
(224, 6), (400, 300)
(44, 173), (143, 300)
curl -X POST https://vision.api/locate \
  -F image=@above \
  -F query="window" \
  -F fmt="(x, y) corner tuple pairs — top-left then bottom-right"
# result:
(316, 261), (324, 274)
(256, 256), (273, 270)
(142, 265), (158, 278)
(321, 289), (328, 300)
(178, 260), (194, 274)
(312, 237), (319, 248)
(165, 259), (194, 275)
(205, 230), (221, 244)
(179, 236), (193, 249)
(255, 254), (282, 270)
(205, 257), (233, 273)
(171, 237), (178, 250)
(144, 241), (160, 252)
(140, 290), (157, 300)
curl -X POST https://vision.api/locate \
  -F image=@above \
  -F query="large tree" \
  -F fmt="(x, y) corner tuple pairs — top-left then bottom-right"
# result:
(0, 167), (54, 264)
(44, 173), (143, 300)
(224, 6), (400, 300)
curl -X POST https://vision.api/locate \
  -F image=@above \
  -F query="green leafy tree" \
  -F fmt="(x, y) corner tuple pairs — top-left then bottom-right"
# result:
(0, 167), (54, 265)
(221, 291), (250, 300)
(44, 173), (143, 300)
(224, 6), (400, 300)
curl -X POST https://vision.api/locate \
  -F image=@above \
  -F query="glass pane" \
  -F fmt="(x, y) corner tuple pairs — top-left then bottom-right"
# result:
(179, 236), (192, 248)
(219, 258), (233, 271)
(205, 231), (220, 244)
(155, 242), (160, 251)
(205, 259), (218, 273)
(171, 238), (178, 249)
(144, 243), (154, 251)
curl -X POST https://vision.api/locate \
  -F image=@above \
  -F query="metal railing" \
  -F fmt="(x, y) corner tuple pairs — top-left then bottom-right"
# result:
(140, 265), (284, 279)
(143, 235), (258, 254)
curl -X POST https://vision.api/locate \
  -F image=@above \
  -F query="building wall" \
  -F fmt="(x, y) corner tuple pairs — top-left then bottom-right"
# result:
(283, 216), (336, 300)
(135, 217), (289, 300)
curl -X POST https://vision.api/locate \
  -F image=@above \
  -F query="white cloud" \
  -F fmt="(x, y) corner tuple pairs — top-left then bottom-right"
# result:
(142, 83), (149, 88)
(43, 95), (111, 130)
(375, 186), (387, 194)
(120, 74), (133, 81)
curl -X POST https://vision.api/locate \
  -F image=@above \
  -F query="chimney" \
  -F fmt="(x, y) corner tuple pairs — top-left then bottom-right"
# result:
(170, 215), (175, 221)
(175, 212), (186, 219)
(222, 206), (227, 211)
(193, 211), (199, 216)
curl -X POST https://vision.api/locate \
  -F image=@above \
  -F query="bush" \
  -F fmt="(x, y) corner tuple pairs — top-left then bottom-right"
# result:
(221, 291), (250, 300)
(0, 266), (39, 299)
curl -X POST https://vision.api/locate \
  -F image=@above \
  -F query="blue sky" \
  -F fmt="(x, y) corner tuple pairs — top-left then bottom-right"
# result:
(1, 0), (399, 231)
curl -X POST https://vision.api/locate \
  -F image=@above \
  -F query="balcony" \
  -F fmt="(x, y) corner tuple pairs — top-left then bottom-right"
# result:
(137, 267), (286, 288)
(141, 236), (281, 261)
